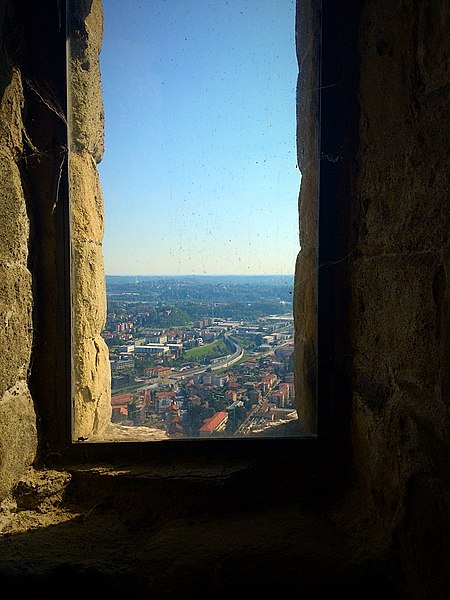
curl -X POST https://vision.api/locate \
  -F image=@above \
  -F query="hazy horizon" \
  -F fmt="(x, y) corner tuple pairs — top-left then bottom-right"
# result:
(106, 273), (294, 278)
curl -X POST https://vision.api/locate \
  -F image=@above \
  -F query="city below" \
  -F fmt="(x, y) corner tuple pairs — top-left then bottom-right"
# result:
(101, 275), (300, 439)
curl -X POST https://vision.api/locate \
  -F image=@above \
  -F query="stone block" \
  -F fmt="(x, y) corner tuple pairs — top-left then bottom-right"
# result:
(416, 2), (449, 94)
(0, 156), (29, 263)
(71, 239), (107, 338)
(0, 68), (24, 157)
(0, 263), (32, 397)
(68, 0), (104, 162)
(72, 334), (111, 438)
(358, 2), (415, 142)
(294, 248), (317, 433)
(351, 254), (441, 398)
(0, 381), (37, 501)
(70, 151), (105, 242)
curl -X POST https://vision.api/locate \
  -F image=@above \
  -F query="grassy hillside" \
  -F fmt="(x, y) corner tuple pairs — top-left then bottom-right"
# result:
(184, 338), (230, 361)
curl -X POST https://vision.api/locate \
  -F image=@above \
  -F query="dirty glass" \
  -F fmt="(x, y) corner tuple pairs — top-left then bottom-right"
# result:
(68, 0), (315, 442)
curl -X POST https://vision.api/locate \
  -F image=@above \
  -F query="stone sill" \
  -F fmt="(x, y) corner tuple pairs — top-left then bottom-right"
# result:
(79, 416), (308, 442)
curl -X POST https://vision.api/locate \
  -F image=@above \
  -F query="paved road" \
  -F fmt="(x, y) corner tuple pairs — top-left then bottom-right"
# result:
(131, 333), (244, 393)
(114, 333), (292, 396)
(172, 333), (244, 381)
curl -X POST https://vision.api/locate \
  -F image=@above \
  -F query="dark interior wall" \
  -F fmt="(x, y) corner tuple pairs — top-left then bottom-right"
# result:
(0, 0), (37, 498)
(0, 0), (71, 492)
(349, 1), (450, 596)
(295, 0), (449, 595)
(2, 0), (69, 456)
(0, 0), (106, 456)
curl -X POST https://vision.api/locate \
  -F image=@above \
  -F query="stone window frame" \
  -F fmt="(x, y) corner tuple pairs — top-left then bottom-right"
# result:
(45, 0), (356, 465)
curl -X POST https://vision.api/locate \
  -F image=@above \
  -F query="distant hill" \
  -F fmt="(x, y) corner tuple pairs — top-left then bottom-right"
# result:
(106, 274), (294, 287)
(105, 273), (294, 319)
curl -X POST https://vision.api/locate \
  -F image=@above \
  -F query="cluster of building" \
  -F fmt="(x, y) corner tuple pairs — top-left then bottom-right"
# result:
(110, 349), (296, 438)
(102, 306), (297, 437)
(104, 313), (293, 389)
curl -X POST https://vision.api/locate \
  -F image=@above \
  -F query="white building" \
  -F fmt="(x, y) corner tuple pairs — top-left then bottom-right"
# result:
(135, 345), (170, 355)
(117, 344), (135, 353)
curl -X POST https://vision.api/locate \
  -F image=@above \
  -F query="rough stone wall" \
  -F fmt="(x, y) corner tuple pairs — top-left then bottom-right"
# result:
(293, 0), (320, 434)
(0, 2), (37, 500)
(68, 0), (111, 439)
(350, 1), (450, 597)
(0, 0), (111, 499)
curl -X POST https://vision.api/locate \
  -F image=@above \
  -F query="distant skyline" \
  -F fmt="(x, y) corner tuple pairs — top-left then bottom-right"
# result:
(98, 0), (300, 276)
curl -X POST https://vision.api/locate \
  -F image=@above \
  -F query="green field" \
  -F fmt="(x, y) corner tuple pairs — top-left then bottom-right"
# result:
(184, 338), (230, 361)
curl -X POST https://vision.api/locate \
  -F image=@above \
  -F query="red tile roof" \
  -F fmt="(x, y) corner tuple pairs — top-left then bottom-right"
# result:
(155, 391), (176, 399)
(111, 393), (133, 406)
(199, 411), (228, 432)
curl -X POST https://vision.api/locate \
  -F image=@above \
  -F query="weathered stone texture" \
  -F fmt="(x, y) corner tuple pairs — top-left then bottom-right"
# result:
(13, 468), (72, 512)
(69, 0), (111, 438)
(72, 330), (111, 438)
(353, 257), (442, 388)
(0, 69), (25, 157)
(0, 12), (36, 501)
(0, 381), (37, 502)
(0, 70), (32, 397)
(69, 151), (105, 242)
(0, 157), (29, 262)
(71, 241), (107, 336)
(72, 334), (111, 438)
(0, 263), (33, 396)
(350, 1), (450, 595)
(293, 0), (320, 433)
(69, 0), (105, 162)
(294, 248), (316, 432)
(71, 237), (111, 435)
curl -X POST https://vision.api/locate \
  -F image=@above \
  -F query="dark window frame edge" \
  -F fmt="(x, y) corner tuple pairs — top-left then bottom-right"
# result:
(45, 0), (358, 467)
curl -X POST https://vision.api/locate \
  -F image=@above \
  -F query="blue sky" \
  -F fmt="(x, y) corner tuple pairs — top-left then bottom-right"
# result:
(98, 0), (300, 276)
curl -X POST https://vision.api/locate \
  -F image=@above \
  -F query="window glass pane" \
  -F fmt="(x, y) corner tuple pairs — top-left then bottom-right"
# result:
(69, 0), (311, 441)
